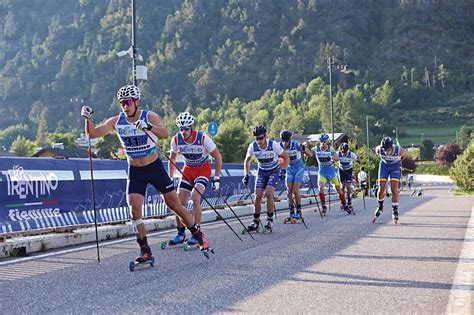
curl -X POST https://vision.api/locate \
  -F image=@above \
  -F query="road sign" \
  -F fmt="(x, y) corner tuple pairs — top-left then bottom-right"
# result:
(208, 122), (218, 136)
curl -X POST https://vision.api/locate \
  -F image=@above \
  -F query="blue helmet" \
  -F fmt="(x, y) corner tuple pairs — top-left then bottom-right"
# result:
(381, 136), (393, 150)
(319, 133), (330, 143)
(280, 130), (292, 142)
(340, 143), (349, 152)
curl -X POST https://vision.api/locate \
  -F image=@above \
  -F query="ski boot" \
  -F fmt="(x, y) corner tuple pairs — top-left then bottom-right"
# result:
(347, 203), (355, 215)
(284, 207), (296, 224)
(183, 235), (198, 251)
(243, 220), (260, 234)
(321, 204), (327, 216)
(161, 230), (185, 249)
(129, 237), (155, 271)
(340, 203), (348, 212)
(371, 204), (383, 224)
(392, 208), (399, 224)
(191, 228), (214, 258)
(263, 219), (273, 234)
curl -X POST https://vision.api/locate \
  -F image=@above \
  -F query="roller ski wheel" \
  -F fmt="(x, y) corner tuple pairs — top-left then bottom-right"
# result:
(199, 247), (215, 259)
(128, 256), (155, 272)
(160, 239), (188, 250)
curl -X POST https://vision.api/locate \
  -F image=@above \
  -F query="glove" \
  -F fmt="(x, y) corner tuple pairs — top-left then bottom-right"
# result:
(211, 177), (220, 191)
(242, 174), (249, 186)
(301, 144), (306, 152)
(279, 168), (286, 180)
(134, 119), (152, 131)
(81, 106), (93, 119)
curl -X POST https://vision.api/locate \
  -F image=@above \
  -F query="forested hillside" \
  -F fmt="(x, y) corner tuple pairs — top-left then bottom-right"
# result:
(0, 0), (473, 152)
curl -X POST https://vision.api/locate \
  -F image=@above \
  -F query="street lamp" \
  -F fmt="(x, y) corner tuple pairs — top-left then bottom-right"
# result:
(115, 0), (147, 85)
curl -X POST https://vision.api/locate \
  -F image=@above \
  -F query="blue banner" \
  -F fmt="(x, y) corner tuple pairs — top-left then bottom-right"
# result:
(0, 157), (318, 234)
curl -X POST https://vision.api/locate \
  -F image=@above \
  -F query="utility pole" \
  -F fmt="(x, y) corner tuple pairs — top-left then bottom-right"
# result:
(131, 0), (137, 85)
(366, 115), (371, 195)
(328, 57), (335, 147)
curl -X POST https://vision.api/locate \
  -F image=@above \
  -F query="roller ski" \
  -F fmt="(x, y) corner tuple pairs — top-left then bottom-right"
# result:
(182, 235), (198, 251)
(192, 229), (214, 258)
(343, 204), (355, 215)
(371, 205), (383, 224)
(129, 237), (155, 272)
(284, 206), (297, 224)
(242, 219), (262, 234)
(160, 230), (186, 250)
(321, 204), (327, 217)
(263, 219), (273, 234)
(392, 208), (399, 224)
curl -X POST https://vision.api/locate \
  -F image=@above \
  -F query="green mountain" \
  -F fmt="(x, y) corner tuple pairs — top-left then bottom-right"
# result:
(0, 0), (473, 150)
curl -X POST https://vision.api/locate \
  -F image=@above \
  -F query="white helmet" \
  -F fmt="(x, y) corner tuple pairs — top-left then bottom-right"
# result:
(175, 112), (194, 128)
(116, 85), (141, 101)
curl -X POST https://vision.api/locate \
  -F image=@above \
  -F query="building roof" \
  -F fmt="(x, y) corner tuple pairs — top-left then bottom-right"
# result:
(32, 146), (91, 159)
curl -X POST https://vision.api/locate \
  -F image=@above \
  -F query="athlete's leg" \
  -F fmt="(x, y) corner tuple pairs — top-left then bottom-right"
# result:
(265, 185), (276, 215)
(128, 193), (146, 239)
(293, 182), (302, 206)
(191, 183), (206, 225)
(287, 182), (295, 208)
(176, 189), (191, 226)
(332, 176), (346, 206)
(254, 188), (264, 215)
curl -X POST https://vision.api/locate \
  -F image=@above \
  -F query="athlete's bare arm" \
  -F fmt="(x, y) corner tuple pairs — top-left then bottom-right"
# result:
(279, 151), (290, 169)
(147, 111), (168, 139)
(85, 116), (118, 139)
(210, 148), (223, 177)
(244, 155), (252, 175)
(168, 151), (178, 178)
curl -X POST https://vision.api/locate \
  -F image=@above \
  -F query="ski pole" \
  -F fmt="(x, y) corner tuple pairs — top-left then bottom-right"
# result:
(215, 190), (255, 240)
(143, 130), (243, 242)
(305, 165), (323, 220)
(362, 186), (367, 211)
(85, 119), (101, 263)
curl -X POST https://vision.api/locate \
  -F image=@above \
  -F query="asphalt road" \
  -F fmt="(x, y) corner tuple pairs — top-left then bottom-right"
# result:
(0, 183), (472, 314)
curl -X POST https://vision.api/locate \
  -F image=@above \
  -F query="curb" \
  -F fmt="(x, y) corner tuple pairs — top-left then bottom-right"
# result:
(1, 197), (317, 259)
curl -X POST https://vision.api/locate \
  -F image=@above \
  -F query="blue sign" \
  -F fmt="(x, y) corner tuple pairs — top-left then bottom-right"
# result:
(207, 122), (218, 136)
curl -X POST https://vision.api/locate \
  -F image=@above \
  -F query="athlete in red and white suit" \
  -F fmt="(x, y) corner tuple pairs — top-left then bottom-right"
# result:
(168, 112), (222, 245)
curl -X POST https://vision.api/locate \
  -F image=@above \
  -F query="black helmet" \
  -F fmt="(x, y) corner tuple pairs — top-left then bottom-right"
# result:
(280, 130), (292, 142)
(252, 125), (266, 137)
(381, 136), (393, 150)
(339, 143), (349, 152)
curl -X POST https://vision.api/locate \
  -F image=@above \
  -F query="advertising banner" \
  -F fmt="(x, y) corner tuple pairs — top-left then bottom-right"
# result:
(0, 157), (318, 234)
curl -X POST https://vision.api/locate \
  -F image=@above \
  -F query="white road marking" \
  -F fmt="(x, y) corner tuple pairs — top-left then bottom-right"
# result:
(446, 204), (474, 314)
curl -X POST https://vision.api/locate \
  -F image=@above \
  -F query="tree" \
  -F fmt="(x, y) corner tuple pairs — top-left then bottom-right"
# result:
(0, 124), (31, 149)
(95, 134), (123, 159)
(214, 118), (249, 163)
(10, 136), (36, 157)
(47, 133), (77, 149)
(434, 142), (461, 165)
(458, 125), (472, 150)
(420, 139), (435, 160)
(35, 108), (49, 147)
(449, 138), (473, 192)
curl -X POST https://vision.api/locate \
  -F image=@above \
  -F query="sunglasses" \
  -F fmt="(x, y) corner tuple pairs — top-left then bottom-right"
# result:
(180, 127), (191, 131)
(119, 98), (135, 107)
(255, 136), (265, 141)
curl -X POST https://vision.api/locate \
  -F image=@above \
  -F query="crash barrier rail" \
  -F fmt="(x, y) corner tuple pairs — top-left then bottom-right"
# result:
(0, 157), (319, 234)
